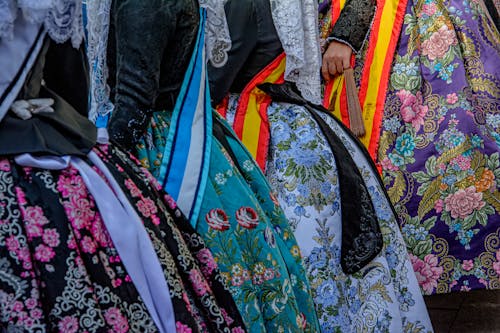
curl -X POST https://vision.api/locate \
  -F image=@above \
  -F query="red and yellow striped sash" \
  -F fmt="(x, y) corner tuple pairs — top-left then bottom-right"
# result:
(323, 0), (408, 159)
(217, 53), (286, 171)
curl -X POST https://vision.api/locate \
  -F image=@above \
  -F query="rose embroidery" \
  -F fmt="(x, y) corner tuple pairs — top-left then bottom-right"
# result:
(397, 90), (428, 132)
(421, 25), (458, 60)
(444, 186), (485, 219)
(410, 254), (443, 294)
(235, 207), (259, 229)
(205, 209), (230, 231)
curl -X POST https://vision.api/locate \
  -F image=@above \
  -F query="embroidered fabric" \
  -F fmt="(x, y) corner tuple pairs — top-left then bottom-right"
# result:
(269, 0), (322, 104)
(85, 0), (114, 122)
(328, 0), (376, 52)
(0, 0), (83, 48)
(199, 0), (232, 68)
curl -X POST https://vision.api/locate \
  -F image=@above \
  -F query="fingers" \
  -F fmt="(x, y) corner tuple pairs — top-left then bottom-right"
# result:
(322, 57), (346, 81)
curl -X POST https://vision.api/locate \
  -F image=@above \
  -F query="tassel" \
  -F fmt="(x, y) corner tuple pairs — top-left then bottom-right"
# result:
(344, 68), (365, 137)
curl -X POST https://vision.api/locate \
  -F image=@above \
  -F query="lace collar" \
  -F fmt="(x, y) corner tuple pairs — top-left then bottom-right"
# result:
(0, 0), (83, 48)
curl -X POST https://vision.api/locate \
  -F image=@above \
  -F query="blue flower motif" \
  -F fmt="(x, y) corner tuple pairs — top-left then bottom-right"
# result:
(394, 63), (405, 75)
(298, 184), (310, 197)
(315, 278), (340, 307)
(320, 182), (332, 196)
(395, 133), (416, 157)
(443, 175), (457, 186)
(307, 247), (328, 270)
(294, 205), (306, 217)
(383, 117), (401, 133)
(386, 244), (399, 267)
(290, 141), (320, 167)
(389, 153), (405, 167)
(470, 134), (483, 148)
(285, 193), (297, 206)
(271, 120), (291, 143)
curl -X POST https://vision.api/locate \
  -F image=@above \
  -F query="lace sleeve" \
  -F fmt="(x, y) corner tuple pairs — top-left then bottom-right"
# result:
(328, 0), (376, 52)
(270, 0), (322, 104)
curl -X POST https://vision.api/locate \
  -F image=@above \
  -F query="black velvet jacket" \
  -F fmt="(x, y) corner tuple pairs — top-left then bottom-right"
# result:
(106, 0), (200, 149)
(327, 0), (376, 52)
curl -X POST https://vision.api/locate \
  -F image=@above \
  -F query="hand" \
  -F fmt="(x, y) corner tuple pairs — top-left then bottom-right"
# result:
(321, 41), (353, 81)
(10, 98), (55, 120)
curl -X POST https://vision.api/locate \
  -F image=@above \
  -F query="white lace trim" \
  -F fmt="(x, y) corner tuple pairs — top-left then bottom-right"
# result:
(85, 0), (114, 122)
(199, 0), (232, 68)
(270, 0), (322, 104)
(0, 0), (83, 47)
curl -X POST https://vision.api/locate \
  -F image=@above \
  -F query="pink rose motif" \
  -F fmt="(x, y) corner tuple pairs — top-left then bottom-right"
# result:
(24, 206), (49, 226)
(57, 174), (87, 199)
(235, 207), (259, 229)
(176, 322), (192, 333)
(25, 223), (43, 240)
(397, 90), (428, 132)
(460, 285), (471, 292)
(34, 244), (55, 263)
(434, 199), (444, 213)
(232, 328), (245, 333)
(421, 25), (458, 60)
(164, 194), (177, 209)
(124, 179), (142, 198)
(196, 248), (218, 276)
(444, 186), (485, 219)
(189, 269), (210, 296)
(462, 259), (474, 271)
(58, 316), (79, 333)
(30, 308), (42, 320)
(136, 197), (158, 218)
(64, 198), (95, 230)
(421, 2), (437, 16)
(493, 250), (500, 277)
(80, 236), (97, 254)
(410, 254), (443, 294)
(205, 209), (230, 231)
(91, 217), (112, 247)
(104, 308), (129, 333)
(24, 298), (37, 310)
(380, 157), (399, 172)
(446, 93), (458, 104)
(451, 155), (471, 171)
(42, 229), (60, 247)
(5, 235), (20, 252)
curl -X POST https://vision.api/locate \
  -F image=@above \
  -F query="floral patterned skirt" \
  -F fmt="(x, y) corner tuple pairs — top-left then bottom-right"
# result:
(223, 96), (433, 332)
(137, 112), (321, 332)
(379, 0), (500, 294)
(0, 144), (245, 332)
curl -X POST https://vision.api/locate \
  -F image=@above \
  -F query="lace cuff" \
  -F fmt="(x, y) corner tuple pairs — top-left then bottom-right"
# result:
(329, 0), (376, 53)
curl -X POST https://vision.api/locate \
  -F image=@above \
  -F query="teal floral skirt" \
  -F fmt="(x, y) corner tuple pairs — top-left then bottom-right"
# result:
(137, 111), (320, 332)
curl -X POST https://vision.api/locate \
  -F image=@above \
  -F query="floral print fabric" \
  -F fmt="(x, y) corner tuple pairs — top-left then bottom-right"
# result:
(137, 112), (320, 332)
(224, 95), (433, 332)
(0, 144), (246, 332)
(379, 0), (500, 294)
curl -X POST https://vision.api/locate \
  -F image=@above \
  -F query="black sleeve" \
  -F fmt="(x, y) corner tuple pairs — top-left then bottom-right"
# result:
(208, 0), (259, 105)
(328, 0), (376, 53)
(208, 0), (282, 106)
(107, 0), (175, 149)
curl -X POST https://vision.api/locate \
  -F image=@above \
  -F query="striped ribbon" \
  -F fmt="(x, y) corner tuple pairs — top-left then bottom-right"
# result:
(322, 0), (408, 160)
(157, 9), (212, 225)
